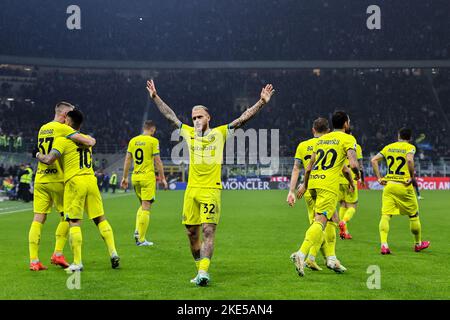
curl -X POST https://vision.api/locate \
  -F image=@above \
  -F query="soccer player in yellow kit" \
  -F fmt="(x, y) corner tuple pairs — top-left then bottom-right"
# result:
(29, 101), (96, 271)
(371, 128), (430, 254)
(121, 120), (168, 246)
(338, 129), (365, 240)
(147, 79), (275, 286)
(37, 110), (119, 271)
(287, 117), (330, 271)
(294, 111), (360, 277)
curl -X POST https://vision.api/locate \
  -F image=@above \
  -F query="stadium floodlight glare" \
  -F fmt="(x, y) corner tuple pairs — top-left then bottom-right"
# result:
(7, 98), (14, 101)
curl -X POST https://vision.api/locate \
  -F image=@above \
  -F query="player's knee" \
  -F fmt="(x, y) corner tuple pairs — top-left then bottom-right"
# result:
(33, 213), (46, 224)
(202, 225), (216, 239)
(93, 215), (106, 225)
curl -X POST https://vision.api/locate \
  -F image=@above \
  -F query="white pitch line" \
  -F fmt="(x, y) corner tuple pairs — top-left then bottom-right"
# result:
(0, 208), (31, 215)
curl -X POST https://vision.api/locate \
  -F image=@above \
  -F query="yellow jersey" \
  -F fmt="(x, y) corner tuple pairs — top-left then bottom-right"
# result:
(379, 141), (415, 183)
(52, 135), (94, 183)
(294, 137), (318, 169)
(340, 143), (363, 184)
(180, 124), (232, 189)
(308, 131), (357, 194)
(35, 121), (77, 183)
(127, 134), (160, 182)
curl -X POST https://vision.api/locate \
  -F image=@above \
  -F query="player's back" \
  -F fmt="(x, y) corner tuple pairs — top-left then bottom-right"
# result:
(35, 121), (77, 184)
(53, 135), (94, 183)
(295, 137), (317, 169)
(309, 131), (356, 194)
(380, 141), (415, 183)
(127, 135), (159, 182)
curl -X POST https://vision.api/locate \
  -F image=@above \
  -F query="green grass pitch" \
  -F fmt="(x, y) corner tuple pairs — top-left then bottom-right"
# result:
(0, 190), (448, 300)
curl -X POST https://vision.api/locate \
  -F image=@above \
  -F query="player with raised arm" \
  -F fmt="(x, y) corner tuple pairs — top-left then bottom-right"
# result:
(146, 79), (274, 286)
(121, 120), (168, 246)
(293, 111), (359, 277)
(28, 101), (96, 271)
(371, 128), (430, 255)
(37, 110), (119, 271)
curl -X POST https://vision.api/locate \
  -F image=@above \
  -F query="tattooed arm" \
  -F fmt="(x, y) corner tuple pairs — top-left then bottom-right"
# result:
(146, 80), (181, 127)
(228, 84), (275, 130)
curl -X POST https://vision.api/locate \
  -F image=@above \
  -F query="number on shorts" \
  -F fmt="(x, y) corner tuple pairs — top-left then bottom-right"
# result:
(202, 203), (216, 214)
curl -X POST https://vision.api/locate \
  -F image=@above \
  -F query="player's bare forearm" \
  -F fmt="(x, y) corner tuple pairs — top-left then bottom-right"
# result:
(153, 95), (181, 127)
(289, 161), (301, 193)
(229, 99), (265, 129)
(122, 153), (132, 179)
(36, 151), (58, 165)
(155, 157), (166, 180)
(358, 159), (365, 182)
(371, 155), (383, 179)
(342, 166), (354, 188)
(71, 134), (96, 147)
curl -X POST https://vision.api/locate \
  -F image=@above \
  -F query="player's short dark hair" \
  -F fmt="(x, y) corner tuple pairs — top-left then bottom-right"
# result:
(55, 101), (74, 114)
(332, 111), (349, 129)
(399, 127), (412, 141)
(143, 120), (156, 130)
(313, 117), (329, 133)
(66, 109), (84, 130)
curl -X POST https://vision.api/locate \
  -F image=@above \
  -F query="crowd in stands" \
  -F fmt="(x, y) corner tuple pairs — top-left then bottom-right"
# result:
(0, 1), (448, 61)
(0, 67), (449, 159)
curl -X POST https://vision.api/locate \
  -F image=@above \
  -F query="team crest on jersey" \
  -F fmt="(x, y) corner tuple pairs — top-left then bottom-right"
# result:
(208, 134), (216, 143)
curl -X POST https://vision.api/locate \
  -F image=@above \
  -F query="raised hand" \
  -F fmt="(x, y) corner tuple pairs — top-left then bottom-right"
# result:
(260, 84), (275, 104)
(146, 79), (157, 99)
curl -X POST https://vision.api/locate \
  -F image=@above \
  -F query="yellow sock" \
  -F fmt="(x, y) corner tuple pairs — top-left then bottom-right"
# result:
(29, 221), (43, 262)
(70, 226), (82, 265)
(138, 209), (150, 242)
(195, 258), (201, 270)
(343, 207), (356, 223)
(323, 221), (337, 257)
(308, 230), (324, 260)
(409, 216), (422, 244)
(299, 222), (323, 256)
(339, 206), (347, 221)
(54, 217), (69, 254)
(198, 257), (211, 273)
(98, 220), (117, 256)
(135, 206), (142, 232)
(379, 215), (391, 245)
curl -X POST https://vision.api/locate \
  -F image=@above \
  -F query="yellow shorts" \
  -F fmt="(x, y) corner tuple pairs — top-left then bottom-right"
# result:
(339, 184), (358, 204)
(33, 182), (64, 214)
(309, 188), (338, 219)
(303, 190), (315, 224)
(182, 187), (221, 225)
(382, 182), (419, 216)
(132, 178), (156, 202)
(64, 175), (104, 220)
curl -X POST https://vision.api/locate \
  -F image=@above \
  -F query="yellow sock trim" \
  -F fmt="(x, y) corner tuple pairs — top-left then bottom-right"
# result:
(98, 220), (117, 256)
(339, 206), (347, 221)
(409, 216), (422, 244)
(70, 226), (83, 265)
(135, 206), (142, 232)
(323, 221), (337, 257)
(29, 221), (43, 262)
(343, 207), (356, 223)
(138, 209), (150, 242)
(308, 229), (324, 259)
(379, 215), (391, 244)
(195, 259), (201, 271)
(299, 221), (323, 256)
(54, 218), (69, 254)
(198, 258), (211, 273)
